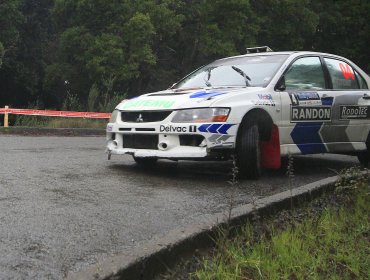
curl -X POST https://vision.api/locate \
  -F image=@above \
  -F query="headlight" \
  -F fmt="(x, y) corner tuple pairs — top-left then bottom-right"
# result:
(109, 109), (119, 123)
(172, 108), (230, 123)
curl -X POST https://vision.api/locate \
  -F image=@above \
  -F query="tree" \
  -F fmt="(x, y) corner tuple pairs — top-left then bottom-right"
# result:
(1, 0), (370, 110)
(173, 0), (259, 75)
(312, 0), (370, 73)
(0, 0), (54, 108)
(46, 0), (184, 109)
(250, 0), (319, 51)
(0, 42), (4, 67)
(0, 0), (24, 107)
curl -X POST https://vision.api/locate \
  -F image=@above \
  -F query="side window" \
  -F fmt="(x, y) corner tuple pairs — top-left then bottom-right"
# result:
(355, 71), (369, 89)
(285, 57), (326, 90)
(324, 58), (361, 89)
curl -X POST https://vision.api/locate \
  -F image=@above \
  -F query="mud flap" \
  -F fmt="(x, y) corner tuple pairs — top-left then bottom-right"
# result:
(261, 125), (281, 169)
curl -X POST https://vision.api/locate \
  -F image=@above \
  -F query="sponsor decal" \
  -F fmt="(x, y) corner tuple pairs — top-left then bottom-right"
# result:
(107, 125), (113, 132)
(198, 124), (235, 134)
(160, 125), (186, 133)
(255, 93), (275, 106)
(160, 125), (197, 133)
(257, 93), (273, 100)
(340, 105), (370, 120)
(295, 92), (320, 101)
(290, 97), (333, 155)
(297, 100), (322, 106)
(190, 91), (226, 99)
(291, 106), (331, 122)
(189, 125), (197, 132)
(254, 100), (276, 107)
(122, 99), (176, 109)
(289, 92), (320, 105)
(339, 63), (355, 80)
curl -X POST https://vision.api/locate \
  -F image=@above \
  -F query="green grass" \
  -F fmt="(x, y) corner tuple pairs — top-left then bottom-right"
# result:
(193, 178), (370, 280)
(46, 118), (107, 129)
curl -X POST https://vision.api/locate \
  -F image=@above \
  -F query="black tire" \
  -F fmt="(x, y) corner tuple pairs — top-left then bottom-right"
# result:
(357, 151), (370, 167)
(236, 124), (262, 179)
(358, 132), (370, 167)
(133, 156), (158, 167)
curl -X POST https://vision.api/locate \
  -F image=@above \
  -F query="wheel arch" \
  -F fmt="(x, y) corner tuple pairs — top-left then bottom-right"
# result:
(236, 108), (281, 171)
(238, 108), (274, 142)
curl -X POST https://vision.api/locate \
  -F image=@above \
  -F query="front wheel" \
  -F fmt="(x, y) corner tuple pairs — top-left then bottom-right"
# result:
(236, 124), (262, 179)
(133, 156), (158, 167)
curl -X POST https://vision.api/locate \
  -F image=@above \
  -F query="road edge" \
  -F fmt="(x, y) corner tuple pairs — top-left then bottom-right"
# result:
(66, 173), (352, 280)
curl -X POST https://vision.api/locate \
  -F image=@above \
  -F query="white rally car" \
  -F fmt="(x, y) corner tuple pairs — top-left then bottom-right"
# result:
(107, 47), (370, 178)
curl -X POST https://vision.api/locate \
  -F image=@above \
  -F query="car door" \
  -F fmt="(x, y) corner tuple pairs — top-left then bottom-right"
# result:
(277, 56), (335, 155)
(321, 57), (370, 153)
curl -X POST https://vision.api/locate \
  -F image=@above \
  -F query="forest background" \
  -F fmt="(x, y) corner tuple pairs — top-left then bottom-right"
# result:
(0, 0), (369, 112)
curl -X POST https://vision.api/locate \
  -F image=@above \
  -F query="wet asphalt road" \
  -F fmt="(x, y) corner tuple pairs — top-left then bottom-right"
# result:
(0, 135), (359, 279)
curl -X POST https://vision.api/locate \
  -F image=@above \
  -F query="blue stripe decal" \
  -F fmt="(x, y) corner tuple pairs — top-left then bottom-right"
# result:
(218, 124), (234, 134)
(198, 124), (235, 134)
(198, 124), (212, 133)
(295, 143), (327, 154)
(209, 124), (223, 133)
(290, 96), (333, 154)
(291, 122), (326, 154)
(321, 96), (334, 106)
(190, 91), (226, 99)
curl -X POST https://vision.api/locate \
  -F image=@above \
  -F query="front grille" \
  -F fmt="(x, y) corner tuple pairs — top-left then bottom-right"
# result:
(122, 134), (158, 149)
(121, 111), (172, 123)
(179, 135), (205, 147)
(119, 128), (132, 132)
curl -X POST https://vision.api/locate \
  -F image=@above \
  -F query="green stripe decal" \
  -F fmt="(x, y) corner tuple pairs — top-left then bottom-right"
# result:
(122, 100), (176, 109)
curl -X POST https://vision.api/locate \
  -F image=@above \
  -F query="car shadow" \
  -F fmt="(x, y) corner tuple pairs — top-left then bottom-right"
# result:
(107, 154), (359, 184)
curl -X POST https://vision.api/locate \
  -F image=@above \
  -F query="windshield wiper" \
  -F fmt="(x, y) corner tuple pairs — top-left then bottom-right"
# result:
(203, 67), (215, 87)
(232, 66), (251, 87)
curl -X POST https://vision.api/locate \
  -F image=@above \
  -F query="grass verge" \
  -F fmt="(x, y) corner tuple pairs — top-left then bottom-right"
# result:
(192, 170), (370, 280)
(8, 115), (107, 129)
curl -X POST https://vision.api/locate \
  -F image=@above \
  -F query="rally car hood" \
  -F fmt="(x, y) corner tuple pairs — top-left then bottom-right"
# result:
(116, 87), (266, 111)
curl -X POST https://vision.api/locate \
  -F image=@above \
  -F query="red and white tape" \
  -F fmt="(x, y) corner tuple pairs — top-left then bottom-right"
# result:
(0, 108), (111, 119)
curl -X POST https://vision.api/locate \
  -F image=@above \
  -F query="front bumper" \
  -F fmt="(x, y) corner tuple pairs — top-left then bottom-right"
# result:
(106, 121), (237, 159)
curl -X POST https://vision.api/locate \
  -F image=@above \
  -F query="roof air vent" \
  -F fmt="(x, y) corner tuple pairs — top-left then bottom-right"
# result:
(246, 46), (273, 54)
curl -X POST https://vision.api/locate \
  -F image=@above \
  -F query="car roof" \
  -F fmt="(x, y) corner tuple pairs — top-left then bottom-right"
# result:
(216, 51), (349, 62)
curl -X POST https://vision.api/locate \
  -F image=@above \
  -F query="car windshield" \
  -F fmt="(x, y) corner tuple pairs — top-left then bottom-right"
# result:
(172, 54), (289, 89)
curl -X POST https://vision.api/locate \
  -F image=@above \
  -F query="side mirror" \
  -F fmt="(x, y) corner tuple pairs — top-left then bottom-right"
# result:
(276, 76), (286, 91)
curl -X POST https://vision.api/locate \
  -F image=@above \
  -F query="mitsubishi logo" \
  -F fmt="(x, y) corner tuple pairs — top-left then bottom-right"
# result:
(136, 114), (144, 122)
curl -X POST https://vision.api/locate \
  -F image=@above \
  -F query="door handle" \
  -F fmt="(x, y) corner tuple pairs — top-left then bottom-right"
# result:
(363, 93), (370, 100)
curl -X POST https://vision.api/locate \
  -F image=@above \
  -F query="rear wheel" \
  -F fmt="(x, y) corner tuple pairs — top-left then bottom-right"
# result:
(133, 156), (158, 167)
(236, 124), (262, 179)
(357, 151), (370, 167)
(357, 132), (370, 167)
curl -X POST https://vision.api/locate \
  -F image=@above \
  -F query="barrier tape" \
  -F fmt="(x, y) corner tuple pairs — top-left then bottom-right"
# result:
(0, 108), (111, 119)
